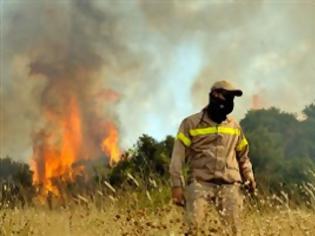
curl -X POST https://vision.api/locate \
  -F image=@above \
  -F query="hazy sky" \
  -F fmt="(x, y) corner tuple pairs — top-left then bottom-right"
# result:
(1, 0), (314, 161)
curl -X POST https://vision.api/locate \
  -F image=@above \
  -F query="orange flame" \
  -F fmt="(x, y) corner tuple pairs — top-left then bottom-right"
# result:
(101, 123), (121, 166)
(31, 89), (122, 198)
(31, 96), (84, 196)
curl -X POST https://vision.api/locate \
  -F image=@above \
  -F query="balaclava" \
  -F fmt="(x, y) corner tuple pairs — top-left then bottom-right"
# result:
(207, 91), (234, 123)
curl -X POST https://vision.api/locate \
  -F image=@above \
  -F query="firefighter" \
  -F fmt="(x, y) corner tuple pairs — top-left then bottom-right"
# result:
(170, 80), (256, 235)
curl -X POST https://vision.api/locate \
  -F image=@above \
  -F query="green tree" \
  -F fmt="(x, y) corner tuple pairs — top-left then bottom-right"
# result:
(241, 106), (315, 193)
(108, 135), (174, 188)
(0, 157), (34, 207)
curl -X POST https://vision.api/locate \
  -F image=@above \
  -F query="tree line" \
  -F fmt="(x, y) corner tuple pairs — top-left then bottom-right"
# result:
(1, 102), (315, 205)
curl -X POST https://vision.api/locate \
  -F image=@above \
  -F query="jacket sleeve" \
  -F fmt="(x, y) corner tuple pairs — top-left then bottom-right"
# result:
(169, 119), (191, 187)
(236, 127), (255, 182)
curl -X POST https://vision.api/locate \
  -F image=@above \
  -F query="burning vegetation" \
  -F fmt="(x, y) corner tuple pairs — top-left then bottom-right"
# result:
(28, 52), (123, 197)
(30, 92), (121, 196)
(5, 2), (127, 198)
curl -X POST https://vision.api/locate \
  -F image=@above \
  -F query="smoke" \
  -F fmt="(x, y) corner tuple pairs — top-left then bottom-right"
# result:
(187, 1), (315, 115)
(1, 0), (315, 161)
(0, 0), (136, 160)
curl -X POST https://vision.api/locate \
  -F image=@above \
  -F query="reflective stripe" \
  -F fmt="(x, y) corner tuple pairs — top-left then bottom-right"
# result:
(189, 127), (217, 136)
(189, 126), (240, 136)
(236, 137), (248, 151)
(218, 127), (240, 135)
(177, 132), (191, 147)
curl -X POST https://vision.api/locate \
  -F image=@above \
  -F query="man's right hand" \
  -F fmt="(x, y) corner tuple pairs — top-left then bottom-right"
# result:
(171, 187), (185, 207)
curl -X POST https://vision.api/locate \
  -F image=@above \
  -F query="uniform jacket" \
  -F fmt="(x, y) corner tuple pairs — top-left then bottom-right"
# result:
(169, 109), (254, 187)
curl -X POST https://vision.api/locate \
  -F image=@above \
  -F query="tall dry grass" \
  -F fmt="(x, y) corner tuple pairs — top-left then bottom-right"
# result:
(0, 177), (315, 236)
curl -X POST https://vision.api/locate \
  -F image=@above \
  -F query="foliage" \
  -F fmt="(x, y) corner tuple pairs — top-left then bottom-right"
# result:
(0, 157), (34, 207)
(241, 103), (315, 193)
(108, 135), (174, 189)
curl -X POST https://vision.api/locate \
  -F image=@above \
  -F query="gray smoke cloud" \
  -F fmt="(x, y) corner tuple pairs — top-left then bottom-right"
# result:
(139, 0), (315, 114)
(189, 1), (315, 116)
(1, 0), (314, 162)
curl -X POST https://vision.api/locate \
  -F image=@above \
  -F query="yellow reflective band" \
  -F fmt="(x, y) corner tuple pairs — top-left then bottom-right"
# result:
(176, 132), (191, 147)
(189, 127), (240, 136)
(189, 127), (217, 136)
(218, 127), (240, 136)
(236, 137), (248, 152)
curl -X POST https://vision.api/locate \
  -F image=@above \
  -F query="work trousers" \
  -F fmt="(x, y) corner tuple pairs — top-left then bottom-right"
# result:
(185, 180), (243, 235)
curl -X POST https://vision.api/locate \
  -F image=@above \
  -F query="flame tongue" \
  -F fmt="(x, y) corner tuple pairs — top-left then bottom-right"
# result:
(31, 96), (84, 196)
(31, 93), (122, 197)
(31, 85), (121, 196)
(101, 123), (121, 166)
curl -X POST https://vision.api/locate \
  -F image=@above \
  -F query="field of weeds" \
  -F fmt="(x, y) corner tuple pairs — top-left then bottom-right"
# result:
(1, 190), (315, 236)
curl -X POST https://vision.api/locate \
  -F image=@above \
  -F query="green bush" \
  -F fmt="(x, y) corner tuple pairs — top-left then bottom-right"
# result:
(0, 157), (34, 207)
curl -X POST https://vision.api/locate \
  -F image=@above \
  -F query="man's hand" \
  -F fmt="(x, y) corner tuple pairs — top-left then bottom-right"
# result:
(171, 187), (185, 207)
(244, 177), (256, 194)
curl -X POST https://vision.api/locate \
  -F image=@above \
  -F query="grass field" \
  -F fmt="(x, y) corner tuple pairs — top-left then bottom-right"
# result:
(1, 191), (314, 236)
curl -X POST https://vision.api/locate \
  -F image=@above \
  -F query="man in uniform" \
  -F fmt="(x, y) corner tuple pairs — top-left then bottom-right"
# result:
(169, 80), (256, 235)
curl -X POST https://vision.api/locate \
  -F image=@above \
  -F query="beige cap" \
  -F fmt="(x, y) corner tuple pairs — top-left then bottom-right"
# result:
(211, 80), (243, 97)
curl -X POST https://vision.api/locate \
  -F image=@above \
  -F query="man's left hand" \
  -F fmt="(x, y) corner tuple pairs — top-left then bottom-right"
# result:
(244, 178), (256, 194)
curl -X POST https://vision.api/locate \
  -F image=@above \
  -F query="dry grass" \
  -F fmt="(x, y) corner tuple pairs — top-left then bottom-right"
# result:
(1, 175), (315, 235)
(0, 197), (314, 236)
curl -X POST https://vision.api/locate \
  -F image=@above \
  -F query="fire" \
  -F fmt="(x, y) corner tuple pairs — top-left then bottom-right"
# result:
(101, 123), (121, 166)
(31, 93), (122, 197)
(31, 96), (84, 196)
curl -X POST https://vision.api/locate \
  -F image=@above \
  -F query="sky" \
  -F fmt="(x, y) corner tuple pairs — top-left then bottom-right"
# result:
(0, 0), (314, 161)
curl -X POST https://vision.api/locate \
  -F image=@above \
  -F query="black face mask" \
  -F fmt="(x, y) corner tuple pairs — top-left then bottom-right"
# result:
(207, 93), (234, 123)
